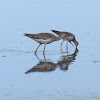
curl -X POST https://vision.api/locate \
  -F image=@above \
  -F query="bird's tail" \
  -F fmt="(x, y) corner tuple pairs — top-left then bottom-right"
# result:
(51, 30), (59, 33)
(51, 30), (61, 35)
(24, 33), (34, 38)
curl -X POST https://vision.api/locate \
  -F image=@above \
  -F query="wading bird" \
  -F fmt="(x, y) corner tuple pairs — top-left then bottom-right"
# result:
(24, 33), (62, 54)
(51, 30), (78, 51)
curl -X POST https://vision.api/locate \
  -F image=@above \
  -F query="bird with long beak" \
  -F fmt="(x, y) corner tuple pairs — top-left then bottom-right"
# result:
(51, 30), (79, 51)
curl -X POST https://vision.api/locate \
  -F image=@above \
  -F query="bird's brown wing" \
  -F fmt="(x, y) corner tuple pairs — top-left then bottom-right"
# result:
(51, 30), (74, 36)
(24, 33), (54, 40)
(36, 33), (54, 40)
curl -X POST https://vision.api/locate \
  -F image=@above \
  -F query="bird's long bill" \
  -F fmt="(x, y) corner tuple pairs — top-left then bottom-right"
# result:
(69, 41), (74, 46)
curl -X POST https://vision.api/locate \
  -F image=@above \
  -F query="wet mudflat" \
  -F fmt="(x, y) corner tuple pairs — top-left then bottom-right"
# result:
(0, 0), (100, 100)
(0, 33), (100, 100)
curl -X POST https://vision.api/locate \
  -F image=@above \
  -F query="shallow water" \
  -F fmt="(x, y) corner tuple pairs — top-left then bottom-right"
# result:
(0, 0), (100, 100)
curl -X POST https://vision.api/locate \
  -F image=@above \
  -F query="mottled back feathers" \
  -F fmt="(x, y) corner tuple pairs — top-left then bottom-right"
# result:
(51, 30), (74, 37)
(24, 33), (57, 40)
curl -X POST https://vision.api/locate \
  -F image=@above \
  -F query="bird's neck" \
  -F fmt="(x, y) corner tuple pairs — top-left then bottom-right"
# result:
(73, 38), (76, 43)
(73, 39), (78, 47)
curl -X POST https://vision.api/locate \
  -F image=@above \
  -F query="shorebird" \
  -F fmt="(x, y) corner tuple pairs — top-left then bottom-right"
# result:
(24, 33), (61, 54)
(51, 30), (79, 50)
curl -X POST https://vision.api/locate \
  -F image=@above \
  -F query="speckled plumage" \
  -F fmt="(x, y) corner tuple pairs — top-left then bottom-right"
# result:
(24, 33), (58, 40)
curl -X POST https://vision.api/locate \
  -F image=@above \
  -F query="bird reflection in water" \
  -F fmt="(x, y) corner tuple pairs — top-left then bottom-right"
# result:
(25, 48), (79, 74)
(58, 48), (78, 71)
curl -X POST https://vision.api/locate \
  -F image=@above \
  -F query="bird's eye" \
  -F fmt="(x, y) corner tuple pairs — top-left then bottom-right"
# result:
(65, 36), (66, 37)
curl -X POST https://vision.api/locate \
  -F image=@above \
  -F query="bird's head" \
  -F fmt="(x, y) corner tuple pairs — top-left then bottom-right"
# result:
(60, 34), (67, 39)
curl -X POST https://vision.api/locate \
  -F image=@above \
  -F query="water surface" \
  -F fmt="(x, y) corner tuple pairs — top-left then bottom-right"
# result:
(0, 0), (100, 100)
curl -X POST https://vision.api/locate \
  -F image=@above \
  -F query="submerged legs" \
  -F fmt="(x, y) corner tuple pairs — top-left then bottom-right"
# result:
(60, 41), (64, 51)
(66, 40), (68, 53)
(35, 44), (46, 62)
(43, 44), (46, 62)
(35, 44), (46, 61)
(66, 40), (68, 49)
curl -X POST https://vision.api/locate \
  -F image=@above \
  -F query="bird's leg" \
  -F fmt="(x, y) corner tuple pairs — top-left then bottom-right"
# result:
(43, 53), (46, 62)
(66, 40), (68, 54)
(35, 53), (41, 61)
(43, 44), (46, 62)
(43, 44), (46, 55)
(35, 44), (41, 54)
(60, 41), (64, 52)
(66, 40), (68, 49)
